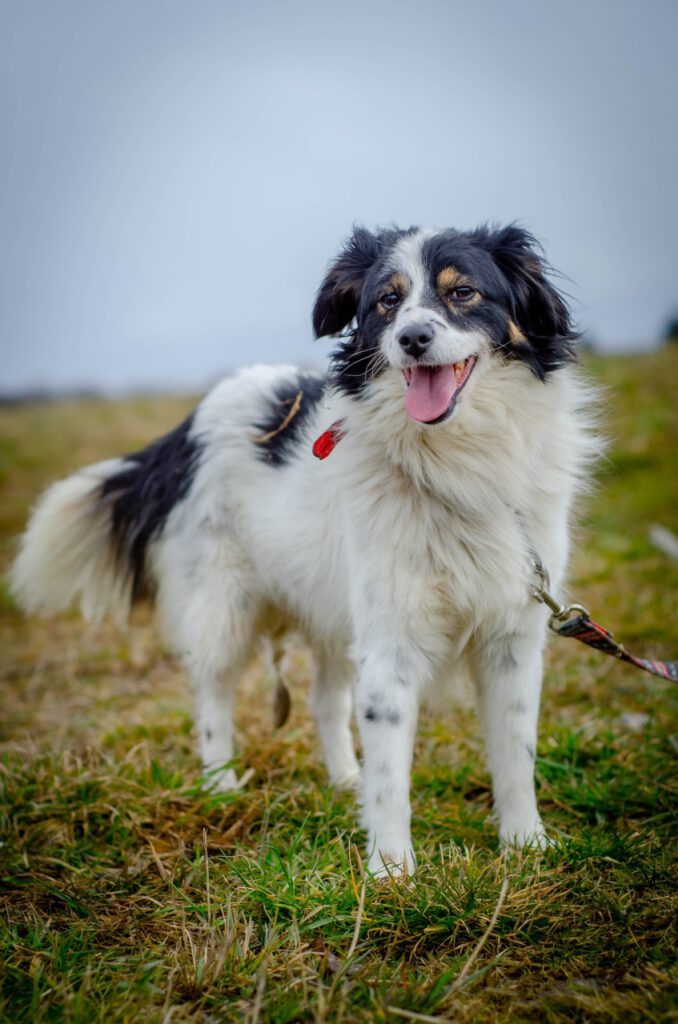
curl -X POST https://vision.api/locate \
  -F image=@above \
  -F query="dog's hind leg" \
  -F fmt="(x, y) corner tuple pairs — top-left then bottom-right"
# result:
(156, 541), (257, 792)
(189, 647), (252, 792)
(261, 633), (293, 730)
(310, 647), (361, 790)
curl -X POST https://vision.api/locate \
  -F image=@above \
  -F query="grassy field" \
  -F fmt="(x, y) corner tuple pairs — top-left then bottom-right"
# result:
(1, 349), (677, 1023)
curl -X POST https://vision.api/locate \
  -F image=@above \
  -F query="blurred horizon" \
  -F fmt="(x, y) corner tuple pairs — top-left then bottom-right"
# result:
(2, 0), (677, 396)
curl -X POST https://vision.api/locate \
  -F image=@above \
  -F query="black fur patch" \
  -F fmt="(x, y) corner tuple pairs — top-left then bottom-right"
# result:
(422, 225), (578, 379)
(99, 412), (202, 600)
(313, 227), (413, 397)
(364, 706), (401, 725)
(329, 335), (388, 398)
(253, 372), (326, 466)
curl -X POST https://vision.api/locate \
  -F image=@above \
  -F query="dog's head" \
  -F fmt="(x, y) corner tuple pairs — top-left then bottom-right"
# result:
(313, 225), (577, 424)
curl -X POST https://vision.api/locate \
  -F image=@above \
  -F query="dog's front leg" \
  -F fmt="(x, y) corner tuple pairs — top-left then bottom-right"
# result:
(476, 625), (547, 846)
(355, 649), (421, 877)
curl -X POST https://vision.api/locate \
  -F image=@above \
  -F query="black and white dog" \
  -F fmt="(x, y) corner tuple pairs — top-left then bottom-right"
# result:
(11, 224), (596, 876)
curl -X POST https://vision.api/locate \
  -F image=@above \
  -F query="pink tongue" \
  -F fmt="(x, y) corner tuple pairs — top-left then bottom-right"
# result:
(404, 366), (458, 423)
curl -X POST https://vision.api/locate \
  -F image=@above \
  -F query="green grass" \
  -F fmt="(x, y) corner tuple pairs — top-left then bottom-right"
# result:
(1, 349), (677, 1022)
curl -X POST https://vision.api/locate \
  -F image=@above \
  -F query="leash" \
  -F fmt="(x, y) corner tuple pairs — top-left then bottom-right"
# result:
(311, 421), (677, 681)
(531, 557), (678, 681)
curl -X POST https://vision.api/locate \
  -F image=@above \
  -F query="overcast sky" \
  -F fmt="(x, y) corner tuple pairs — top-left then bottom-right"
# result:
(2, 0), (677, 394)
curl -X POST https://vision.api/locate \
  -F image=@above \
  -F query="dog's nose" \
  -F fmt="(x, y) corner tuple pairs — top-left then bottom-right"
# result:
(397, 322), (434, 359)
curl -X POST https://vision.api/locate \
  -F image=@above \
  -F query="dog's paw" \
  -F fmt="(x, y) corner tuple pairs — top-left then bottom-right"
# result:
(331, 769), (362, 793)
(500, 819), (549, 850)
(366, 845), (416, 881)
(202, 765), (238, 792)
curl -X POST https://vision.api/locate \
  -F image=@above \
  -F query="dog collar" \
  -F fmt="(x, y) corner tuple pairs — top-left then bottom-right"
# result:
(312, 419), (347, 460)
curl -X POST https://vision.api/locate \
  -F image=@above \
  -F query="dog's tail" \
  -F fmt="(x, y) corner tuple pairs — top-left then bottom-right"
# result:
(10, 412), (201, 625)
(10, 459), (137, 624)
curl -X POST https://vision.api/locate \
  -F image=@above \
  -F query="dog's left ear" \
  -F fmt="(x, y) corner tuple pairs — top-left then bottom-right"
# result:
(482, 225), (577, 374)
(313, 227), (381, 338)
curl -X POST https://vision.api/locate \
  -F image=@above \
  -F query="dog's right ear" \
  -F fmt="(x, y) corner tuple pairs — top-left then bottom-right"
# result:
(313, 228), (381, 338)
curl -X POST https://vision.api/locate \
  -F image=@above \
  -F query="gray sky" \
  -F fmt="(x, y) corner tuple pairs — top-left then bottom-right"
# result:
(2, 0), (677, 394)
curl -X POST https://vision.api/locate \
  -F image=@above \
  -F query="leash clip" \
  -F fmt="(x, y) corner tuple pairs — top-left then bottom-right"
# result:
(531, 558), (590, 631)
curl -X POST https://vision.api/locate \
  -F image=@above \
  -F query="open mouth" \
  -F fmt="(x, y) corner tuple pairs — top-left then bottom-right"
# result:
(402, 356), (477, 424)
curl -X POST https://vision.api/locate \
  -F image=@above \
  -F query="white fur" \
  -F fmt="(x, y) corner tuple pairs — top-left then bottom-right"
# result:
(11, 318), (598, 879)
(11, 459), (133, 625)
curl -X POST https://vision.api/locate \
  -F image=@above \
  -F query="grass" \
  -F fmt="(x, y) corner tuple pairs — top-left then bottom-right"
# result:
(1, 348), (677, 1023)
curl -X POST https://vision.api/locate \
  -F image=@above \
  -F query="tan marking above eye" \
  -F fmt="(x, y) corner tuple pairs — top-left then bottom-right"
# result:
(437, 267), (464, 291)
(437, 267), (481, 308)
(388, 272), (409, 295)
(507, 319), (527, 344)
(377, 272), (409, 313)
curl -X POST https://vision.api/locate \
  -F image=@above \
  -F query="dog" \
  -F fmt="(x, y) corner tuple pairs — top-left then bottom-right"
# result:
(11, 224), (597, 876)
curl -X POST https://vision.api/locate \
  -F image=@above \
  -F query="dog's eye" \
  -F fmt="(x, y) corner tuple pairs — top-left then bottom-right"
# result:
(449, 286), (477, 303)
(379, 292), (401, 310)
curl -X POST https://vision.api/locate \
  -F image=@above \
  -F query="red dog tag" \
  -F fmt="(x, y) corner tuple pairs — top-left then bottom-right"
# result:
(312, 419), (347, 459)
